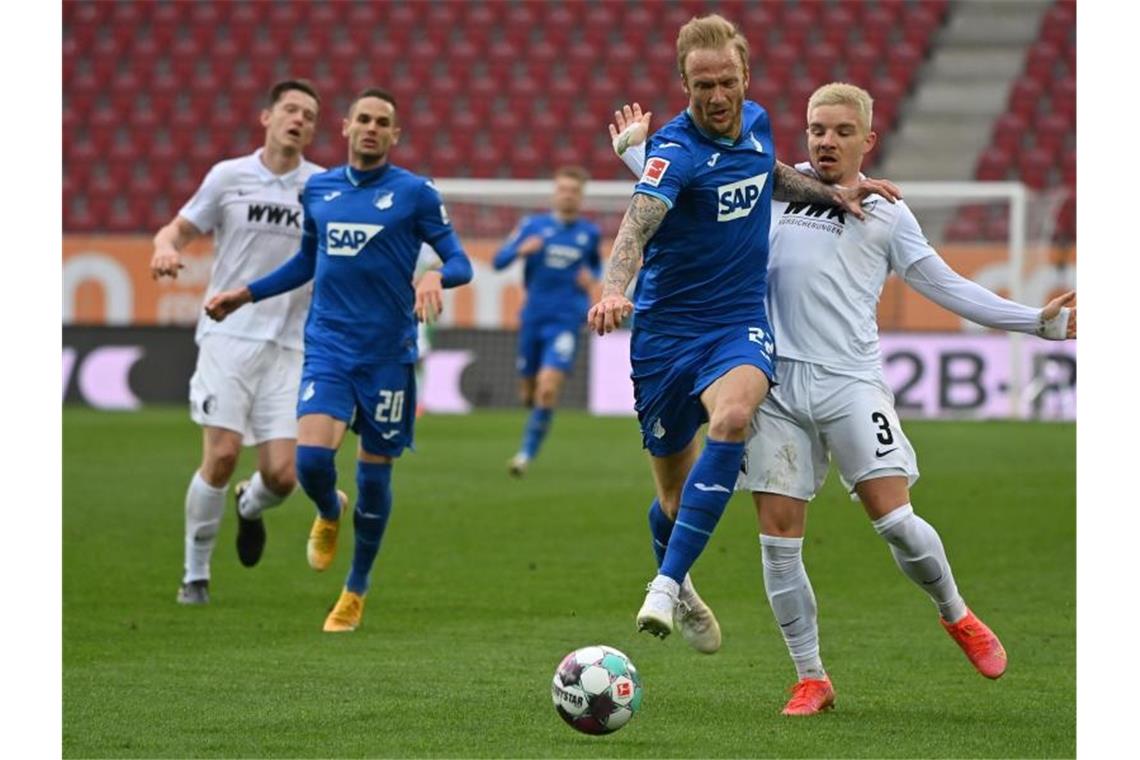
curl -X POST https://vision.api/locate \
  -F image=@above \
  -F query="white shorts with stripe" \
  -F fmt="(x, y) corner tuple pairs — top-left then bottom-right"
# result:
(189, 333), (302, 446)
(737, 359), (919, 500)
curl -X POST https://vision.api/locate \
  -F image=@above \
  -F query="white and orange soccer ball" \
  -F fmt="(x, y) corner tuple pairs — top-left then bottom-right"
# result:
(551, 645), (643, 735)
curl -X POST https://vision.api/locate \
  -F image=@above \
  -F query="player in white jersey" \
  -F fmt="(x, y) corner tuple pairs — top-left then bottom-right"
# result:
(150, 80), (323, 605)
(611, 84), (1076, 714)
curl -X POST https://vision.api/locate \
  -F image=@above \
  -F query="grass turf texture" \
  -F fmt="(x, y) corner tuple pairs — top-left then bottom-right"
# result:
(63, 408), (1074, 758)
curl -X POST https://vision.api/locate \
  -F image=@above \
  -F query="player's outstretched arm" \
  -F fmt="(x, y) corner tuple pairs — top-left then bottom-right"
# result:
(587, 193), (665, 335)
(904, 255), (1076, 339)
(772, 162), (901, 220)
(150, 216), (202, 280)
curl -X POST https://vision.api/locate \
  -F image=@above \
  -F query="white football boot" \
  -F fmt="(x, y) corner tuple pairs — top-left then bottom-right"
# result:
(674, 574), (722, 653)
(636, 575), (679, 638)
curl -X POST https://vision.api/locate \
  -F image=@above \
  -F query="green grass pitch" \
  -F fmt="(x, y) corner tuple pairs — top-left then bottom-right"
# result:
(63, 408), (1074, 758)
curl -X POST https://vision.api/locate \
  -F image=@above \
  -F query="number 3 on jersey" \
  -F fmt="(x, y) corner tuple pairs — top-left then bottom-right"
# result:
(374, 390), (406, 423)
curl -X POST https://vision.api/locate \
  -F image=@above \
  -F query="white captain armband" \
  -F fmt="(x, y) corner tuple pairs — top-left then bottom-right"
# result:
(1037, 307), (1071, 340)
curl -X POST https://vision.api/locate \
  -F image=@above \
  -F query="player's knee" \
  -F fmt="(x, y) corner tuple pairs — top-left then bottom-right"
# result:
(535, 384), (560, 408)
(201, 447), (239, 486)
(295, 446), (336, 490)
(708, 402), (753, 441)
(261, 464), (297, 496)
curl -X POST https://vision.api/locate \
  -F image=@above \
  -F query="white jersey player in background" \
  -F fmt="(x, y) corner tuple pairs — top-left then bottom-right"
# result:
(612, 84), (1076, 715)
(150, 80), (324, 605)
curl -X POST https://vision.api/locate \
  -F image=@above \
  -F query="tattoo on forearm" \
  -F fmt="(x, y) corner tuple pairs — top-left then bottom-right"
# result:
(772, 162), (839, 205)
(602, 194), (666, 295)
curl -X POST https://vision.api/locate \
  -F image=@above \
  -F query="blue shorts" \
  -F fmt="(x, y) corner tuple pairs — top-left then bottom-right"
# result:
(297, 355), (416, 458)
(631, 322), (777, 457)
(517, 320), (581, 376)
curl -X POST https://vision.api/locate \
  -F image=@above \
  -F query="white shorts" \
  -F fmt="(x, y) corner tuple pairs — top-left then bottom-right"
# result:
(189, 334), (302, 446)
(737, 359), (919, 500)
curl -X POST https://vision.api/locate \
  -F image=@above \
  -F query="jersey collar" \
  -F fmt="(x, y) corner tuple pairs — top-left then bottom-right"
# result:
(686, 108), (737, 146)
(252, 148), (306, 184)
(344, 163), (391, 187)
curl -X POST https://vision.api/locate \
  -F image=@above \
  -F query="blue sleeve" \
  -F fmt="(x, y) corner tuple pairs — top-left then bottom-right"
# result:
(430, 232), (473, 288)
(633, 140), (694, 210)
(415, 181), (472, 288)
(493, 217), (530, 270)
(248, 194), (317, 301)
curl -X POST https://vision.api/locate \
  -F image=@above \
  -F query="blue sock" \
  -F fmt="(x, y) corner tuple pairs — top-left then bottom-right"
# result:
(295, 445), (341, 520)
(346, 461), (393, 595)
(659, 438), (745, 583)
(647, 498), (673, 568)
(520, 407), (554, 459)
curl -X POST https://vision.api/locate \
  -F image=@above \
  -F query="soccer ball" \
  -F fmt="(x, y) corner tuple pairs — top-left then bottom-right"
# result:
(551, 645), (643, 735)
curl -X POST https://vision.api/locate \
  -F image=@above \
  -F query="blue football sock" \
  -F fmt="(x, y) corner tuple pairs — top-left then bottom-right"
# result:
(295, 445), (341, 520)
(647, 498), (673, 568)
(520, 406), (554, 459)
(346, 461), (393, 595)
(659, 438), (745, 583)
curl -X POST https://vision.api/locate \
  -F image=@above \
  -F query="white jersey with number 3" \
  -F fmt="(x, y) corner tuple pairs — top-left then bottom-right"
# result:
(767, 163), (935, 375)
(179, 149), (323, 351)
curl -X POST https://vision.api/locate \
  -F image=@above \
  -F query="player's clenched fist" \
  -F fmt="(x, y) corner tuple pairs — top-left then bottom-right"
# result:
(204, 287), (253, 322)
(588, 293), (633, 335)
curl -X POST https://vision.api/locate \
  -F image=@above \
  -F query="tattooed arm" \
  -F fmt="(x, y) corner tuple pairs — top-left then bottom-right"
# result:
(772, 161), (903, 220)
(588, 193), (668, 335)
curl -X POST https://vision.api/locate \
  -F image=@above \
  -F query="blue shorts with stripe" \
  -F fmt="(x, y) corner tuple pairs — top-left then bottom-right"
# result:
(631, 321), (776, 457)
(517, 318), (582, 376)
(296, 354), (416, 458)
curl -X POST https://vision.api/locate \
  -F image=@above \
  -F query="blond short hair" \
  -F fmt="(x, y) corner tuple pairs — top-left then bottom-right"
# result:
(676, 14), (750, 81)
(807, 83), (874, 133)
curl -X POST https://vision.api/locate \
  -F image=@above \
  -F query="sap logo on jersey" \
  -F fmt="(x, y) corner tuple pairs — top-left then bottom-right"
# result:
(327, 223), (384, 256)
(717, 173), (769, 222)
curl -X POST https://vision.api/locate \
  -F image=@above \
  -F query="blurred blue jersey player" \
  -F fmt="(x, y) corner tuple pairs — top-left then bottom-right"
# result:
(588, 16), (898, 649)
(493, 166), (601, 477)
(205, 88), (473, 632)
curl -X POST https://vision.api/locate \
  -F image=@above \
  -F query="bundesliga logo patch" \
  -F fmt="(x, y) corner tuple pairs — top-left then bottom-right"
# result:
(641, 157), (670, 187)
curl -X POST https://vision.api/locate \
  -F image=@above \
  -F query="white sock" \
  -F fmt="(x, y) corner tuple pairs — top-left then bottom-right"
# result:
(649, 574), (680, 600)
(760, 535), (826, 681)
(238, 471), (290, 519)
(183, 472), (226, 583)
(872, 504), (967, 623)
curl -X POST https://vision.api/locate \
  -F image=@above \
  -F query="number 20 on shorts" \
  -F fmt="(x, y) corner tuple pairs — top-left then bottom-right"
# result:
(374, 390), (406, 423)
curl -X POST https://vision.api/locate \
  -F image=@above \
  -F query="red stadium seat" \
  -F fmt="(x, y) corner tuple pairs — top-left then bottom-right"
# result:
(1008, 77), (1045, 116)
(990, 112), (1027, 154)
(1018, 148), (1054, 190)
(945, 215), (985, 242)
(976, 147), (1013, 181)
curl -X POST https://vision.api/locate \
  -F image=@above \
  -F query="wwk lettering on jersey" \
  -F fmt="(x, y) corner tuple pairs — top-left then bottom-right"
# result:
(327, 222), (384, 256)
(717, 173), (769, 222)
(247, 204), (301, 229)
(641, 157), (670, 187)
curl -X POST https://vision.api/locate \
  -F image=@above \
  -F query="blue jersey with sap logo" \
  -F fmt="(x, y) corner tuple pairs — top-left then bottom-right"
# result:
(248, 163), (472, 365)
(632, 100), (776, 336)
(492, 213), (601, 325)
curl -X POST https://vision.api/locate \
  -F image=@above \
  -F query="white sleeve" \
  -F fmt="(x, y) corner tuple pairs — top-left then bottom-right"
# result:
(620, 142), (646, 179)
(903, 255), (1070, 337)
(886, 202), (938, 276)
(177, 163), (227, 234)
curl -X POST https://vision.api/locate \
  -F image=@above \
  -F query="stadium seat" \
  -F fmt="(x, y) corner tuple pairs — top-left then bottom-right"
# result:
(1008, 77), (1045, 116)
(976, 147), (1013, 181)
